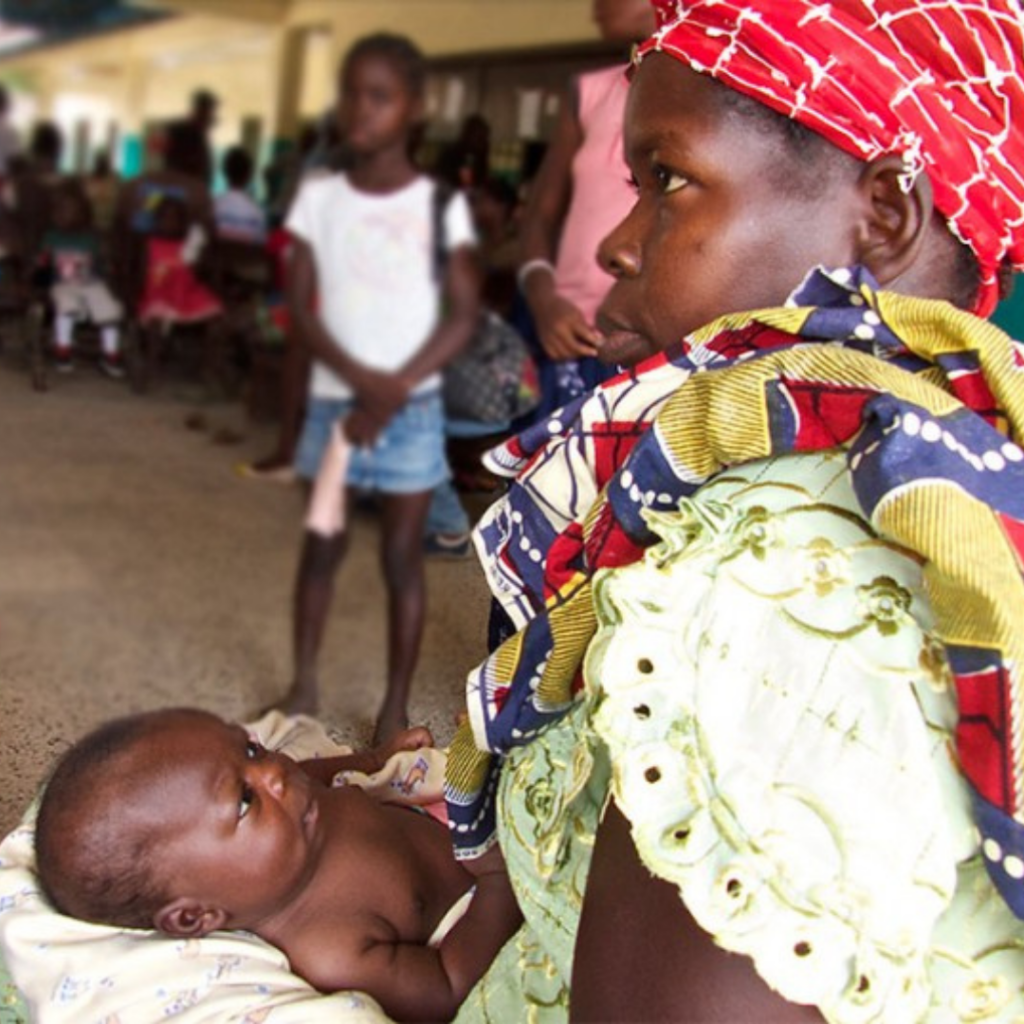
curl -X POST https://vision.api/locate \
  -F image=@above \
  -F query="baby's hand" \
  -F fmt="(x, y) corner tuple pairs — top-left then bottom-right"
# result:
(298, 725), (434, 785)
(377, 725), (434, 761)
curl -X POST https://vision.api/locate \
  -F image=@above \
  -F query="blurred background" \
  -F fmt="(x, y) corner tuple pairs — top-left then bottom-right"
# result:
(0, 0), (618, 195)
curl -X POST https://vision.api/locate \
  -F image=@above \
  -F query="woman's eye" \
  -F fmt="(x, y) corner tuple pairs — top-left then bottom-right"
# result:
(239, 783), (255, 820)
(653, 164), (689, 195)
(245, 739), (263, 760)
(626, 172), (640, 194)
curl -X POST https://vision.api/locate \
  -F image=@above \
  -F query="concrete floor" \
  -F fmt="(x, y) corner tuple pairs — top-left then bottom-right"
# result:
(0, 354), (492, 837)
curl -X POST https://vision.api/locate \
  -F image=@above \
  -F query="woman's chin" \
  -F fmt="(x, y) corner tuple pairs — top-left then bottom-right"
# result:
(595, 329), (659, 369)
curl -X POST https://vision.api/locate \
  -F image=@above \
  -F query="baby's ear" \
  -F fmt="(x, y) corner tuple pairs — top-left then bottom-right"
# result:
(153, 897), (227, 938)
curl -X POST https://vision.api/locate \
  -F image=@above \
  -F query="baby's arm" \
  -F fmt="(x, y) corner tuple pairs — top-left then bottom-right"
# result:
(298, 726), (433, 786)
(297, 865), (521, 1024)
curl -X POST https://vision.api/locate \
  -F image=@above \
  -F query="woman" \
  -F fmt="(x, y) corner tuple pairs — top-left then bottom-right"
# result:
(451, 1), (1024, 1020)
(516, 0), (655, 413)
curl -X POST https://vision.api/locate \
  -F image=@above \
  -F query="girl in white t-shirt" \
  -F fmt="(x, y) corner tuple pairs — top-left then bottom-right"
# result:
(274, 33), (479, 743)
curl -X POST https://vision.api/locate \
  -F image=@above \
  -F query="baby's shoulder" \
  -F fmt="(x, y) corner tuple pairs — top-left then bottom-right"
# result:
(283, 896), (398, 994)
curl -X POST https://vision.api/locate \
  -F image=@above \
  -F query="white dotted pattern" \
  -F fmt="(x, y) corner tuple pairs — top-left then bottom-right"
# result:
(890, 411), (1015, 475)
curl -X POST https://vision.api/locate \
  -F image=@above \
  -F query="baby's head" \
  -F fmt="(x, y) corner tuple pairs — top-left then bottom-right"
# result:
(594, 0), (1024, 368)
(35, 708), (321, 937)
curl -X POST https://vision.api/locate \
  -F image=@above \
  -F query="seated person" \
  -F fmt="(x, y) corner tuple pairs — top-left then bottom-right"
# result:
(33, 708), (521, 1024)
(137, 194), (222, 329)
(11, 122), (71, 260)
(111, 124), (220, 313)
(214, 145), (267, 245)
(82, 151), (120, 238)
(40, 182), (124, 377)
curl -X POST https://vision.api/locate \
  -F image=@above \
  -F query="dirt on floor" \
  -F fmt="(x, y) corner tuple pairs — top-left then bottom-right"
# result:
(0, 353), (494, 836)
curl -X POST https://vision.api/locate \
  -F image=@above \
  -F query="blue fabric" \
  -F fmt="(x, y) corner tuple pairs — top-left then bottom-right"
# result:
(508, 290), (616, 427)
(426, 479), (470, 535)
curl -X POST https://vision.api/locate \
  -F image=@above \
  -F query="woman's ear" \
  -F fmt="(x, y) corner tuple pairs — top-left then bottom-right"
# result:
(854, 154), (933, 286)
(153, 897), (227, 938)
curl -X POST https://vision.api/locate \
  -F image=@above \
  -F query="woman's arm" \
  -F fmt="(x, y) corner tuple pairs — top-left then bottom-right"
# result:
(570, 802), (824, 1023)
(518, 81), (601, 361)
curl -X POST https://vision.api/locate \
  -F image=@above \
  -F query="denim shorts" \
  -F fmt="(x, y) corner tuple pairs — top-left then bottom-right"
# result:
(294, 390), (449, 494)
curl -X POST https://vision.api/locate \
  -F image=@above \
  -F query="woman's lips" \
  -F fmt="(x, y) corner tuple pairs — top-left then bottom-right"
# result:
(595, 316), (649, 365)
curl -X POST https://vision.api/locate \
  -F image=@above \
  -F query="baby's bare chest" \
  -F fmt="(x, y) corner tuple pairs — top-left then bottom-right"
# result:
(316, 794), (460, 940)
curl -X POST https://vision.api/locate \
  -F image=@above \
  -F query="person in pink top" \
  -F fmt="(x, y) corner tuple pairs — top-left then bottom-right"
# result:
(517, 0), (655, 411)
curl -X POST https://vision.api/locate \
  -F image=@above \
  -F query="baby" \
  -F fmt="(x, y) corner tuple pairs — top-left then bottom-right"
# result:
(34, 708), (521, 1023)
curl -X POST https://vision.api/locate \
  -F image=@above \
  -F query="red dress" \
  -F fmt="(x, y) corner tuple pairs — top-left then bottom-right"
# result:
(137, 237), (223, 323)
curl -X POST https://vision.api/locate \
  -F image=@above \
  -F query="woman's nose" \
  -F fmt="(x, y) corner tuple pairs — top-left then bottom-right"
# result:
(597, 212), (642, 279)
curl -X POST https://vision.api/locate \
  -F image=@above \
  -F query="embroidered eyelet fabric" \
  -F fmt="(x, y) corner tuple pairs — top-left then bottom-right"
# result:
(458, 450), (1024, 1024)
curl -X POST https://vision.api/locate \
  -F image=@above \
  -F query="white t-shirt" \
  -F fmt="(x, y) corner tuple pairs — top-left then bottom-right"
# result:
(286, 173), (475, 400)
(214, 189), (267, 244)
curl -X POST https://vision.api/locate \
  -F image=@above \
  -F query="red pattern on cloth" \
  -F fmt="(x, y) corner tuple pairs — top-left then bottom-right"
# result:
(639, 0), (1024, 317)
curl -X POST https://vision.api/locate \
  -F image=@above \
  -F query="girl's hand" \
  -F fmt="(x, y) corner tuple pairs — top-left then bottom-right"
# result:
(342, 407), (381, 447)
(355, 368), (412, 425)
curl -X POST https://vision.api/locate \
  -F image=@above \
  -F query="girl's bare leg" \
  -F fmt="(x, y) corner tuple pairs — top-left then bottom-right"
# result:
(375, 489), (432, 744)
(281, 520), (350, 716)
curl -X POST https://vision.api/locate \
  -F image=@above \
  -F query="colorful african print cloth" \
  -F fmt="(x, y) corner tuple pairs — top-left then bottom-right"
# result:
(444, 265), (1024, 921)
(638, 0), (1024, 317)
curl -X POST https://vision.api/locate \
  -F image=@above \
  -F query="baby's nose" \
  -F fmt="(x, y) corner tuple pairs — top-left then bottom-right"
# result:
(257, 755), (287, 799)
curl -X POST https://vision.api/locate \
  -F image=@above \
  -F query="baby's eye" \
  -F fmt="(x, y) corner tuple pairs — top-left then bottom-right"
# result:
(653, 164), (689, 195)
(239, 782), (255, 820)
(245, 739), (264, 760)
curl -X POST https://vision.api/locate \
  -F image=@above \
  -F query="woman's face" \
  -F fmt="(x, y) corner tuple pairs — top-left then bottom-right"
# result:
(595, 56), (864, 367)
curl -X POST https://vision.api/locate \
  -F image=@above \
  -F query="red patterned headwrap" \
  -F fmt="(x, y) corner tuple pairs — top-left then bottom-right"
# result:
(636, 0), (1024, 318)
